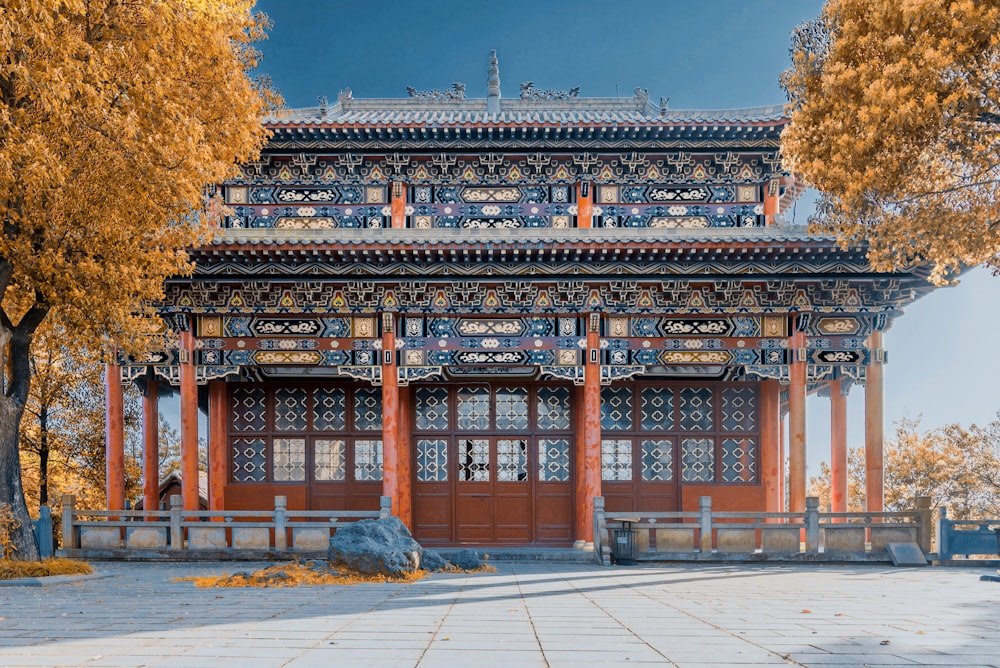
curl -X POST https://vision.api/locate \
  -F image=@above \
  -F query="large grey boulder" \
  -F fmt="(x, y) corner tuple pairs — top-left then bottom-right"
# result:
(327, 517), (422, 577)
(420, 548), (449, 572)
(449, 549), (483, 570)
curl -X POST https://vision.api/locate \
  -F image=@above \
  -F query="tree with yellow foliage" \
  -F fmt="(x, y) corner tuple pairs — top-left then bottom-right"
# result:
(781, 0), (1000, 283)
(0, 0), (276, 559)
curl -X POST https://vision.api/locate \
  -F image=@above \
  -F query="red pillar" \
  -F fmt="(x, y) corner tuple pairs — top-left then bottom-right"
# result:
(759, 380), (781, 513)
(396, 385), (412, 529)
(830, 378), (848, 516)
(788, 329), (807, 513)
(179, 327), (200, 512)
(391, 182), (406, 229)
(105, 362), (125, 511)
(576, 182), (593, 229)
(865, 331), (885, 513)
(778, 409), (786, 511)
(575, 313), (601, 546)
(381, 315), (400, 516)
(142, 378), (160, 513)
(207, 380), (228, 511)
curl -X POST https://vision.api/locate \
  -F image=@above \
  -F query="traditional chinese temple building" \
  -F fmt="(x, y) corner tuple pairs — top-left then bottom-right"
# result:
(105, 53), (933, 548)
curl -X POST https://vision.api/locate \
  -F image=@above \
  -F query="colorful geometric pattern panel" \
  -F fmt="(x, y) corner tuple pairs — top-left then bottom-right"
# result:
(231, 387), (266, 432)
(496, 439), (528, 481)
(722, 437), (757, 483)
(601, 439), (633, 481)
(415, 387), (450, 431)
(232, 437), (266, 483)
(536, 387), (571, 431)
(416, 438), (448, 482)
(353, 439), (383, 481)
(538, 438), (570, 482)
(641, 439), (674, 482)
(681, 437), (715, 482)
(495, 387), (529, 431)
(601, 387), (633, 431)
(458, 438), (490, 481)
(313, 438), (347, 481)
(273, 437), (306, 482)
(679, 388), (714, 431)
(640, 387), (674, 431)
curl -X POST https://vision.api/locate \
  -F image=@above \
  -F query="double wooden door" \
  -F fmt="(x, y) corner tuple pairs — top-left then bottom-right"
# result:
(411, 383), (574, 546)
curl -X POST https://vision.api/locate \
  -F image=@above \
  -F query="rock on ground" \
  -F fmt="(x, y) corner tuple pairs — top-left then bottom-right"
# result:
(420, 548), (449, 572)
(449, 549), (482, 570)
(327, 517), (422, 577)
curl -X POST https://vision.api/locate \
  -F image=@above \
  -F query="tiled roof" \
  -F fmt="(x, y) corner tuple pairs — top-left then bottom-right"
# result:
(264, 98), (788, 128)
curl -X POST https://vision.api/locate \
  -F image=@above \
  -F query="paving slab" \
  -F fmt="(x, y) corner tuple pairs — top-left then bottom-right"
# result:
(0, 561), (997, 667)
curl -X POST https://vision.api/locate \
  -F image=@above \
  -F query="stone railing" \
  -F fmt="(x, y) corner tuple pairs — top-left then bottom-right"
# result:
(58, 494), (390, 560)
(593, 496), (932, 565)
(937, 509), (1000, 563)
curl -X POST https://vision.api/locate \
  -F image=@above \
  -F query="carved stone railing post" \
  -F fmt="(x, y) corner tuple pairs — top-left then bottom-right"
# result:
(61, 494), (77, 550)
(914, 496), (932, 554)
(699, 496), (713, 553)
(805, 497), (820, 553)
(379, 495), (392, 520)
(169, 494), (183, 550)
(274, 496), (288, 551)
(593, 496), (606, 565)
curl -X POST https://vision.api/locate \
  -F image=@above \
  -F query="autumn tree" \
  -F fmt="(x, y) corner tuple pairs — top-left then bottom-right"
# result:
(0, 1), (276, 559)
(781, 0), (1000, 283)
(809, 417), (1000, 518)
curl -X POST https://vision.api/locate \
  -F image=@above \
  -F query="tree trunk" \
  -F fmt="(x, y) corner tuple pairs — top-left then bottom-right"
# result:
(39, 412), (49, 506)
(0, 395), (39, 560)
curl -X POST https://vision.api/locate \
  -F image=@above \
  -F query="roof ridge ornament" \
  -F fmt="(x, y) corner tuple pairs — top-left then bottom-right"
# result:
(405, 82), (466, 101)
(487, 50), (501, 114)
(519, 82), (580, 100)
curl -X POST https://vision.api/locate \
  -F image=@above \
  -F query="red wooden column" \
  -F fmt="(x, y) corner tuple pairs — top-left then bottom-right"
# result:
(105, 362), (125, 511)
(207, 380), (228, 511)
(778, 406), (786, 511)
(759, 380), (781, 513)
(391, 182), (406, 229)
(381, 314), (401, 517)
(575, 312), (602, 546)
(396, 385), (413, 529)
(141, 378), (160, 513)
(576, 182), (593, 229)
(830, 378), (848, 517)
(179, 327), (200, 512)
(865, 331), (885, 513)
(788, 329), (807, 513)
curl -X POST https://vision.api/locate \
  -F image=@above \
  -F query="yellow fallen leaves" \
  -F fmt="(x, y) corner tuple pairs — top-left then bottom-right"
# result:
(0, 557), (93, 580)
(178, 560), (496, 588)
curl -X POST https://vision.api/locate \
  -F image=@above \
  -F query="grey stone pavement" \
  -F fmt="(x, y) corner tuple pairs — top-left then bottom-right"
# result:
(0, 561), (998, 668)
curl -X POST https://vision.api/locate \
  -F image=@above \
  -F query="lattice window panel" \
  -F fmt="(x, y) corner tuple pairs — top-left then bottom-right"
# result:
(232, 437), (266, 482)
(313, 438), (346, 481)
(538, 438), (570, 482)
(496, 439), (528, 481)
(273, 437), (306, 482)
(536, 387), (571, 431)
(601, 439), (633, 481)
(354, 388), (383, 431)
(641, 439), (674, 482)
(641, 387), (674, 431)
(601, 387), (633, 431)
(721, 387), (757, 432)
(231, 387), (266, 432)
(456, 387), (491, 431)
(415, 387), (450, 431)
(722, 438), (757, 483)
(313, 388), (347, 431)
(679, 388), (714, 431)
(459, 438), (490, 481)
(495, 387), (529, 431)
(273, 388), (309, 432)
(354, 439), (383, 481)
(416, 439), (448, 482)
(681, 437), (715, 482)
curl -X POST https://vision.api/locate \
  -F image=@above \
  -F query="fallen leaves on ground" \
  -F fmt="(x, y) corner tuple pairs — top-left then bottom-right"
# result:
(0, 558), (93, 579)
(177, 562), (428, 588)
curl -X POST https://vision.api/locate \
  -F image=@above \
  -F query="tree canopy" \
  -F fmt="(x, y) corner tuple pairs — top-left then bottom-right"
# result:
(0, 0), (276, 559)
(781, 0), (1000, 283)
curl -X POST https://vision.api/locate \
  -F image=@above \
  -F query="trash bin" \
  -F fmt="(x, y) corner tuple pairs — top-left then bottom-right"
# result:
(612, 527), (636, 564)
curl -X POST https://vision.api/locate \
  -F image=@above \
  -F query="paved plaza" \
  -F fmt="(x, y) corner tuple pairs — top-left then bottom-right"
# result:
(0, 561), (997, 667)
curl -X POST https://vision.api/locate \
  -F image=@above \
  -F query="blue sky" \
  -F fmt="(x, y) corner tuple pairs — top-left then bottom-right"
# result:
(207, 0), (1000, 472)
